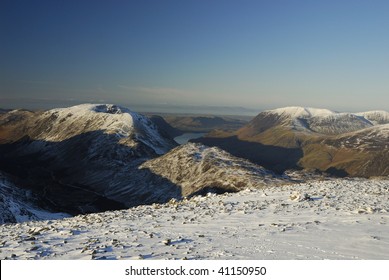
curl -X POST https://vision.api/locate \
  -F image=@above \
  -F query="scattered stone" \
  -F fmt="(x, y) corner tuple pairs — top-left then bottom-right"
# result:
(30, 246), (40, 251)
(289, 194), (300, 201)
(24, 236), (36, 241)
(163, 239), (171, 246)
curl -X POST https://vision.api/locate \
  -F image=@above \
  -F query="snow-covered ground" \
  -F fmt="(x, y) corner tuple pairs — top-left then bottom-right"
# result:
(1, 178), (388, 260)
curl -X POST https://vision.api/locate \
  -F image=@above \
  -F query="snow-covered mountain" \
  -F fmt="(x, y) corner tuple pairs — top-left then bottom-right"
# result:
(269, 106), (335, 120)
(0, 104), (180, 218)
(195, 106), (389, 177)
(22, 104), (176, 155)
(355, 110), (389, 125)
(245, 106), (383, 135)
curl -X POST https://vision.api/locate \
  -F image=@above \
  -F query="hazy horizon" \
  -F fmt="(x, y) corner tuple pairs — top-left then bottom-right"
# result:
(1, 0), (389, 112)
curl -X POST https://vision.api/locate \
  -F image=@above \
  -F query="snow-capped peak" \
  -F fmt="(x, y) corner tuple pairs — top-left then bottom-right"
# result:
(44, 103), (135, 138)
(37, 104), (176, 155)
(266, 106), (336, 119)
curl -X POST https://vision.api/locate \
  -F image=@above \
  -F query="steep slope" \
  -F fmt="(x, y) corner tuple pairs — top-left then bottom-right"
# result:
(141, 143), (288, 197)
(148, 115), (182, 138)
(0, 172), (70, 224)
(0, 104), (180, 216)
(297, 123), (389, 177)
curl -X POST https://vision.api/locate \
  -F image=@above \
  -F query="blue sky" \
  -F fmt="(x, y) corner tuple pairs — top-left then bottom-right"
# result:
(1, 0), (388, 113)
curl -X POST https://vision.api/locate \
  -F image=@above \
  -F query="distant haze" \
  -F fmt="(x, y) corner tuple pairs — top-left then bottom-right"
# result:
(1, 0), (389, 113)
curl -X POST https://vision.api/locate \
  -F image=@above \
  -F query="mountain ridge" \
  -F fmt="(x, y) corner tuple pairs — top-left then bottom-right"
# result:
(195, 106), (389, 177)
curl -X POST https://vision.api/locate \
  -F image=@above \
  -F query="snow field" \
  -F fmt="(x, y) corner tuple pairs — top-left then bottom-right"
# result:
(1, 178), (388, 260)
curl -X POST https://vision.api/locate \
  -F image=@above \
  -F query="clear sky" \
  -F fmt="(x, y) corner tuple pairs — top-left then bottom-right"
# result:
(1, 0), (389, 113)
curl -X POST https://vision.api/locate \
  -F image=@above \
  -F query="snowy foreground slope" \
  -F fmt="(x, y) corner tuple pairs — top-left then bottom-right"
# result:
(1, 178), (388, 260)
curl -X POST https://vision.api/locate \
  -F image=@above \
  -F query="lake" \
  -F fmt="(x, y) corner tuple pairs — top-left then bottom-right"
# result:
(174, 132), (206, 145)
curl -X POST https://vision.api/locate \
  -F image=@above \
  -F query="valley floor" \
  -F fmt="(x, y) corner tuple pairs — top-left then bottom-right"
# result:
(1, 178), (388, 260)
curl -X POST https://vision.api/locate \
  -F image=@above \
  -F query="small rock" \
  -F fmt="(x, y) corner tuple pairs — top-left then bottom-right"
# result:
(163, 239), (171, 246)
(24, 236), (36, 241)
(30, 246), (40, 251)
(289, 194), (300, 201)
